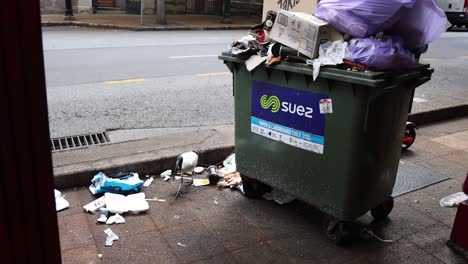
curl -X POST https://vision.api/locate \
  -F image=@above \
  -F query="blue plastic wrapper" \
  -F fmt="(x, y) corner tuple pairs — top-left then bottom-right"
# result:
(91, 172), (143, 194)
(314, 0), (416, 38)
(347, 37), (416, 70)
(388, 0), (447, 49)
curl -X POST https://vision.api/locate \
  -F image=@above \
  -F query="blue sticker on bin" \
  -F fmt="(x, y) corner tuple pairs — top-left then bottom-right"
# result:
(251, 80), (328, 154)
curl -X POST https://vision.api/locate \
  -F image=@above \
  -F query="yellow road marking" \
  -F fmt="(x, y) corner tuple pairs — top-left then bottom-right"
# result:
(196, 72), (231, 77)
(104, 78), (145, 84)
(460, 56), (468, 59)
(421, 58), (440, 62)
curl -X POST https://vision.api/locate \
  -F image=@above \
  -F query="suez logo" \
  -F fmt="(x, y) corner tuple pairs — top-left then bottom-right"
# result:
(260, 95), (313, 118)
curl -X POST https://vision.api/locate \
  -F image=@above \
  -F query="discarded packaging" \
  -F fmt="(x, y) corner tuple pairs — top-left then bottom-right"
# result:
(263, 189), (295, 205)
(161, 170), (172, 177)
(97, 208), (109, 223)
(143, 176), (154, 188)
(193, 179), (210, 186)
(104, 228), (119, 247)
(90, 172), (143, 195)
(105, 192), (149, 214)
(245, 55), (267, 71)
(146, 198), (167, 202)
(223, 153), (236, 172)
(207, 165), (220, 185)
(440, 192), (468, 207)
(347, 36), (416, 70)
(54, 189), (70, 212)
(83, 196), (106, 213)
(177, 242), (187, 247)
(310, 40), (348, 80)
(194, 167), (204, 174)
(106, 213), (125, 225)
(270, 10), (343, 59)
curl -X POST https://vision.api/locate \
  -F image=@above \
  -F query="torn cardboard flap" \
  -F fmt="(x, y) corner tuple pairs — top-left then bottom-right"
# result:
(270, 10), (343, 59)
(262, 0), (318, 20)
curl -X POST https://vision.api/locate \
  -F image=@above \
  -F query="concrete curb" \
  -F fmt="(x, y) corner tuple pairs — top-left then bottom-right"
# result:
(54, 105), (467, 189)
(408, 104), (468, 125)
(42, 21), (251, 31)
(54, 145), (234, 189)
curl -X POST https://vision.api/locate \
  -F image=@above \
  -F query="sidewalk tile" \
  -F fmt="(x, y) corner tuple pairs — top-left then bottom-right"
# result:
(443, 150), (468, 169)
(413, 140), (458, 156)
(231, 241), (293, 264)
(201, 212), (266, 251)
(397, 179), (460, 227)
(148, 196), (200, 230)
(58, 213), (94, 251)
(451, 131), (468, 141)
(352, 238), (445, 264)
(160, 220), (226, 263)
(61, 245), (100, 264)
(191, 254), (238, 264)
(100, 230), (179, 264)
(184, 189), (232, 219)
(401, 149), (437, 163)
(431, 134), (468, 150)
(408, 223), (468, 264)
(418, 157), (467, 178)
(86, 213), (157, 246)
(370, 200), (438, 241)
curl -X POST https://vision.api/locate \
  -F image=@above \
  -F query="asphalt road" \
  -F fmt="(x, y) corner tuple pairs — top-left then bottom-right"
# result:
(42, 27), (468, 139)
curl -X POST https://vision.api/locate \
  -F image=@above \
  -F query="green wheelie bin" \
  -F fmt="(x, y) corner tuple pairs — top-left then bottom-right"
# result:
(219, 52), (433, 243)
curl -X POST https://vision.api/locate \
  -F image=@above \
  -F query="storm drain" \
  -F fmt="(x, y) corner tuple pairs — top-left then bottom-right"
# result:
(392, 160), (449, 197)
(50, 132), (110, 151)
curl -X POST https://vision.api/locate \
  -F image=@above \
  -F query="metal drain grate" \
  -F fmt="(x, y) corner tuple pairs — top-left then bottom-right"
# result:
(392, 160), (449, 197)
(50, 132), (110, 151)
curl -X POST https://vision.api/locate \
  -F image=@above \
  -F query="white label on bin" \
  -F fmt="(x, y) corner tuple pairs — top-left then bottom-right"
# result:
(319, 99), (333, 114)
(251, 81), (327, 154)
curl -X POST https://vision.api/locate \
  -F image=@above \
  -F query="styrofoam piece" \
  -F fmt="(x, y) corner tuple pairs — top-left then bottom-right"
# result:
(83, 196), (106, 213)
(104, 192), (149, 214)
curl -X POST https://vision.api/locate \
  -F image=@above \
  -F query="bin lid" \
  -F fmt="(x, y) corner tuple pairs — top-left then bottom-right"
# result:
(219, 53), (433, 88)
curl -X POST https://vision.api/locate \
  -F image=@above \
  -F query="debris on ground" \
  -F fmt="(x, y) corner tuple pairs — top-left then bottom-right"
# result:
(263, 189), (295, 205)
(146, 198), (167, 202)
(105, 192), (149, 214)
(218, 172), (242, 189)
(440, 192), (468, 207)
(97, 208), (109, 223)
(106, 213), (125, 225)
(143, 176), (154, 188)
(90, 172), (143, 195)
(194, 167), (204, 174)
(54, 189), (70, 212)
(177, 242), (187, 247)
(193, 178), (210, 186)
(104, 228), (119, 247)
(83, 196), (106, 213)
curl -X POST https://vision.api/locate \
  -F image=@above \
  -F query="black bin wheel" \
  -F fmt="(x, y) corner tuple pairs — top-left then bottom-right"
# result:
(321, 215), (351, 246)
(371, 196), (394, 220)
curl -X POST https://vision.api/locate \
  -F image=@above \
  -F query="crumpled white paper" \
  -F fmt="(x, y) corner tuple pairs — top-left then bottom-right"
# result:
(311, 40), (349, 80)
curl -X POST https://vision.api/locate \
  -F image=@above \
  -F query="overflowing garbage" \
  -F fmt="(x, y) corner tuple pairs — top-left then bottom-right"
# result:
(228, 0), (447, 76)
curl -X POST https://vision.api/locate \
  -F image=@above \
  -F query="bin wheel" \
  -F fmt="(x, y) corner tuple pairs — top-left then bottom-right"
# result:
(371, 196), (394, 221)
(321, 215), (351, 246)
(241, 175), (271, 199)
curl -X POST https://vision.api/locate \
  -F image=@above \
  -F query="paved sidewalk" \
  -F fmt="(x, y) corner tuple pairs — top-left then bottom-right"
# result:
(57, 117), (468, 264)
(42, 14), (260, 30)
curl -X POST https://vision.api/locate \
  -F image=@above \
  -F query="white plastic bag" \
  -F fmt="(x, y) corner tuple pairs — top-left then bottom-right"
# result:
(439, 192), (468, 207)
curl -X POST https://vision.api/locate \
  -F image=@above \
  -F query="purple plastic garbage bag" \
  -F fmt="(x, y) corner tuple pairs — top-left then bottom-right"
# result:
(347, 37), (417, 70)
(389, 0), (447, 49)
(314, 0), (416, 38)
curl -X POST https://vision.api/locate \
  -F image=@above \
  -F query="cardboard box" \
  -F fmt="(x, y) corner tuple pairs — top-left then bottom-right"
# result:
(262, 0), (318, 20)
(270, 10), (342, 59)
